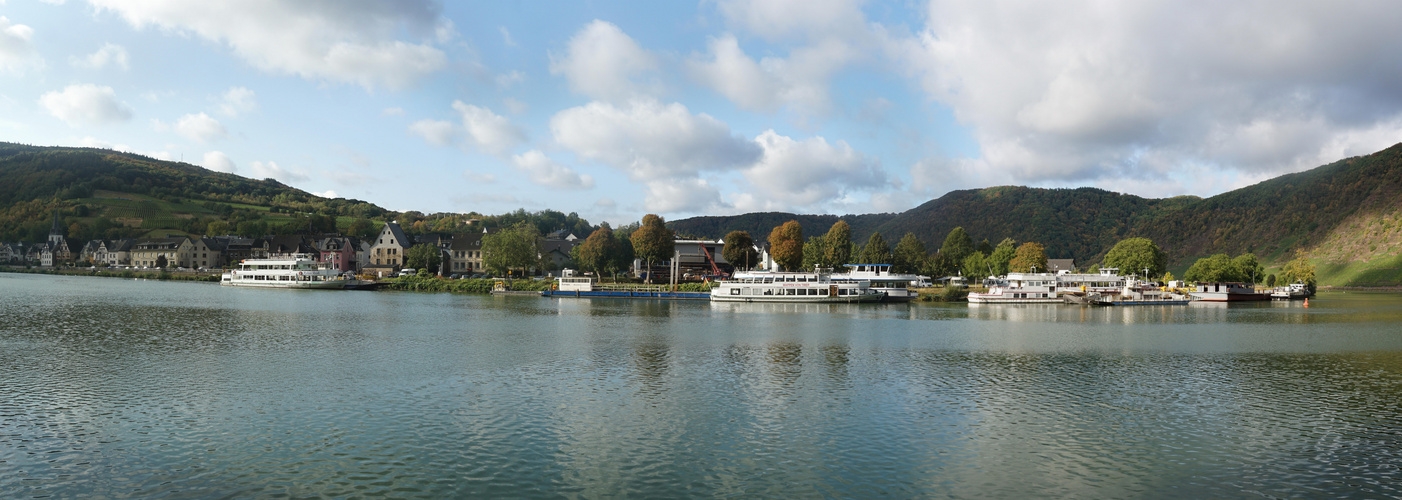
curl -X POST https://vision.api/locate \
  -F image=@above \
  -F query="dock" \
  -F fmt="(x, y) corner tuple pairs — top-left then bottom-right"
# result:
(542, 290), (710, 300)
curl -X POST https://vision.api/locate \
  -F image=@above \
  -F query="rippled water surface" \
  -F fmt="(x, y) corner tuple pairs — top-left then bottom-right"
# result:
(3, 274), (1402, 497)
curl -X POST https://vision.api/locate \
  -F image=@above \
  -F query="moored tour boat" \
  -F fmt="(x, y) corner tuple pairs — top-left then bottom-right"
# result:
(967, 272), (1062, 303)
(1270, 282), (1312, 300)
(1188, 282), (1270, 302)
(711, 268), (885, 303)
(828, 264), (931, 302)
(220, 255), (348, 289)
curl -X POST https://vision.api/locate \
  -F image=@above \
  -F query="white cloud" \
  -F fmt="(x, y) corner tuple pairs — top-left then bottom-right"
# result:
(217, 86), (257, 117)
(381, 106), (405, 116)
(735, 130), (888, 211)
(176, 112), (227, 143)
(644, 178), (725, 214)
(89, 0), (451, 90)
(499, 26), (516, 47)
(512, 150), (593, 189)
(901, 1), (1402, 196)
(452, 101), (525, 155)
(71, 42), (129, 71)
(312, 190), (338, 198)
(550, 99), (761, 180)
(39, 84), (134, 126)
(495, 70), (525, 89)
(250, 160), (308, 182)
(0, 16), (42, 74)
(714, 0), (867, 42)
(549, 20), (658, 102)
(502, 97), (527, 115)
(687, 35), (781, 112)
(408, 119), (455, 147)
(201, 150), (236, 173)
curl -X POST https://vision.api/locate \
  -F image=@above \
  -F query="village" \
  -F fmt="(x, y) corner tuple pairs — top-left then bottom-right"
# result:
(0, 212), (756, 283)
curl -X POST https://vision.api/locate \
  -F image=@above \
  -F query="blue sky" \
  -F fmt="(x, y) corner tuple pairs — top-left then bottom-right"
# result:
(3, 1), (1401, 225)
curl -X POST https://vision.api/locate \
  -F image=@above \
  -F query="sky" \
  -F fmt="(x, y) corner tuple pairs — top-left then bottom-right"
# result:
(3, 1), (1402, 225)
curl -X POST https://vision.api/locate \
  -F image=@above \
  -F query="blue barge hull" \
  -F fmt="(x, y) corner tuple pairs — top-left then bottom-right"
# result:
(542, 290), (711, 300)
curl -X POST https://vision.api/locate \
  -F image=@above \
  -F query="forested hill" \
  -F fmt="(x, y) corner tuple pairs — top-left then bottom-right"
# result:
(669, 141), (1402, 284)
(0, 142), (600, 244)
(667, 212), (897, 243)
(0, 142), (388, 242)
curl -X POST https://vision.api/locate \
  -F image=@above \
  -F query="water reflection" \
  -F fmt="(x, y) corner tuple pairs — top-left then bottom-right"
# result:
(4, 276), (1402, 498)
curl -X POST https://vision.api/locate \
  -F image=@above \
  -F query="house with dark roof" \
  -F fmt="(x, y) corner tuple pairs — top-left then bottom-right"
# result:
(317, 236), (359, 273)
(363, 222), (410, 277)
(449, 232), (484, 274)
(1047, 259), (1076, 274)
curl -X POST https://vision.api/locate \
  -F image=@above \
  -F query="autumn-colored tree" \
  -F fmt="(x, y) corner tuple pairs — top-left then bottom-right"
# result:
(768, 220), (804, 271)
(722, 230), (759, 271)
(578, 224), (621, 275)
(1280, 252), (1317, 285)
(822, 221), (852, 268)
(630, 214), (674, 283)
(1008, 242), (1048, 273)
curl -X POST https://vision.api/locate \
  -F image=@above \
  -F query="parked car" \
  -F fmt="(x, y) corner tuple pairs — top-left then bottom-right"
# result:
(397, 268), (416, 277)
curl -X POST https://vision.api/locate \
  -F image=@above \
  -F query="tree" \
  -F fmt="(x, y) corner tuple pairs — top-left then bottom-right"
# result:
(405, 244), (443, 275)
(722, 230), (759, 271)
(923, 251), (955, 279)
(988, 238), (1017, 276)
(578, 225), (621, 276)
(859, 232), (892, 265)
(345, 218), (376, 239)
(940, 227), (975, 263)
(612, 237), (636, 279)
(1103, 237), (1167, 277)
(206, 220), (230, 236)
(1280, 252), (1317, 285)
(1183, 254), (1237, 283)
(482, 221), (540, 277)
(155, 255), (168, 268)
(822, 221), (852, 268)
(892, 233), (927, 274)
(1266, 274), (1277, 287)
(768, 220), (804, 271)
(630, 214), (674, 283)
(1009, 242), (1048, 273)
(802, 236), (826, 270)
(1232, 253), (1263, 284)
(977, 238), (994, 256)
(962, 251), (989, 282)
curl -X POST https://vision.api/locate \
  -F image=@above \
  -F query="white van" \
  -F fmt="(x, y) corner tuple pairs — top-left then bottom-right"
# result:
(397, 268), (416, 277)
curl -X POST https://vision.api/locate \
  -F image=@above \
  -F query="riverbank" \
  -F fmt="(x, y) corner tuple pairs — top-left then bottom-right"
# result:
(1, 265), (221, 282)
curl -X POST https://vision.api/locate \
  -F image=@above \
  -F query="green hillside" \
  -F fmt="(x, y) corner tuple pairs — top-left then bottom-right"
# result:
(0, 142), (389, 243)
(0, 142), (602, 245)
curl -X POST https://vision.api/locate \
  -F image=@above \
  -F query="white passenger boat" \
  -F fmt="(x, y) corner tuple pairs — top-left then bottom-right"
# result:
(827, 264), (930, 302)
(1189, 282), (1270, 302)
(1270, 282), (1312, 300)
(967, 272), (1062, 303)
(220, 255), (349, 289)
(712, 268), (885, 303)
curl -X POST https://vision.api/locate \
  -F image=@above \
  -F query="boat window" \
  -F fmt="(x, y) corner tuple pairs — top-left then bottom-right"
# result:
(731, 288), (740, 295)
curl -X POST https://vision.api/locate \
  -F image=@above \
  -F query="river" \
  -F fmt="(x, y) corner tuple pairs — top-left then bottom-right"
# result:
(3, 273), (1401, 497)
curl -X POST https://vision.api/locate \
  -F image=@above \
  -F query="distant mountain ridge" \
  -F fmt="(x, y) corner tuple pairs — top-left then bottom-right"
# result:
(669, 142), (1402, 285)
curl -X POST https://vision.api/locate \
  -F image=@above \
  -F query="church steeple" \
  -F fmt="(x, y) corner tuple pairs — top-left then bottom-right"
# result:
(49, 210), (64, 246)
